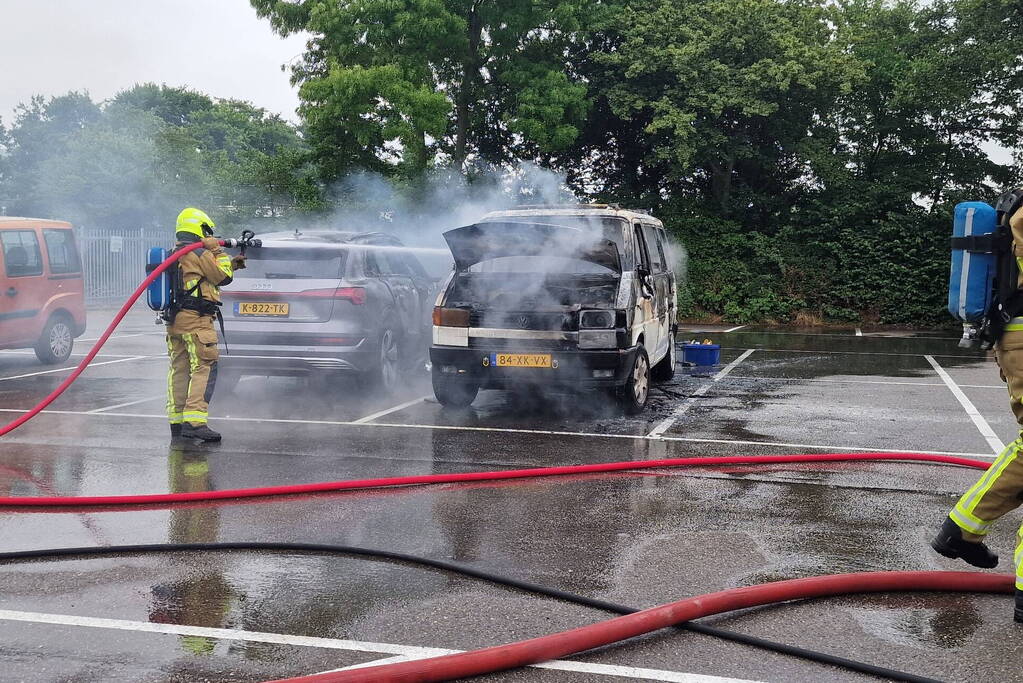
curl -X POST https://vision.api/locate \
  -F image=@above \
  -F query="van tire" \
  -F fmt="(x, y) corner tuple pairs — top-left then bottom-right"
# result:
(651, 329), (677, 382)
(34, 314), (74, 364)
(432, 372), (479, 408)
(617, 346), (650, 414)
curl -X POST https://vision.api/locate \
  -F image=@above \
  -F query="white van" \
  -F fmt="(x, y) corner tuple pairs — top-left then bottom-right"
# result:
(430, 205), (677, 413)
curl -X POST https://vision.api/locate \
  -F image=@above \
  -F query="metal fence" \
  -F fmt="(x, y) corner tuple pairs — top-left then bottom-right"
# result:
(76, 227), (167, 305)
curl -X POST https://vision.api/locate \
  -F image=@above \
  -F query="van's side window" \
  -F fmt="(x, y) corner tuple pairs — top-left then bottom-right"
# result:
(640, 224), (664, 273)
(42, 229), (81, 275)
(1, 230), (43, 277)
(653, 228), (669, 274)
(633, 224), (650, 270)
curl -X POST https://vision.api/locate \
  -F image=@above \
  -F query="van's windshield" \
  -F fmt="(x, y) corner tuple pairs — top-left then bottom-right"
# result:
(494, 216), (631, 271)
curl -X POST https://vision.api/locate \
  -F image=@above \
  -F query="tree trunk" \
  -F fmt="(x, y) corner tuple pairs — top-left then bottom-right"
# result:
(710, 154), (735, 214)
(454, 3), (483, 169)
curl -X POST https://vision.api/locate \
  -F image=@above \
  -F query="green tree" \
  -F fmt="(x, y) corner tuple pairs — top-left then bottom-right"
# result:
(250, 0), (592, 177)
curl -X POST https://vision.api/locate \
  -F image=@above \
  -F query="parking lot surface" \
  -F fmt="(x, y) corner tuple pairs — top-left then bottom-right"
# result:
(0, 307), (1020, 682)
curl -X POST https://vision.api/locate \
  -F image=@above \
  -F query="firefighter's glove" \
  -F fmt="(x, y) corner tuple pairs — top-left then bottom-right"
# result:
(231, 255), (247, 271)
(202, 237), (223, 252)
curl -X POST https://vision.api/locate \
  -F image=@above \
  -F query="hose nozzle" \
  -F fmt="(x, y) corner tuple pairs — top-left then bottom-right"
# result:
(220, 230), (262, 250)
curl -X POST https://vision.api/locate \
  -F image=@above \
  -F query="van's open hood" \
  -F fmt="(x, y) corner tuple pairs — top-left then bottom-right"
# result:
(443, 221), (621, 272)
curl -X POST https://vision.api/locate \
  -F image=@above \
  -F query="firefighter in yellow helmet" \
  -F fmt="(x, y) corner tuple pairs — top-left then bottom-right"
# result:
(931, 202), (1023, 622)
(166, 208), (245, 441)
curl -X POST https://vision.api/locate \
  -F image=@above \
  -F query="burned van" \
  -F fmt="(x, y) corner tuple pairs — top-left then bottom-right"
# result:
(430, 205), (677, 413)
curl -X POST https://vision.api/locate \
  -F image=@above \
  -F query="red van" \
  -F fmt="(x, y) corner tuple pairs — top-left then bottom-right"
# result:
(0, 218), (86, 363)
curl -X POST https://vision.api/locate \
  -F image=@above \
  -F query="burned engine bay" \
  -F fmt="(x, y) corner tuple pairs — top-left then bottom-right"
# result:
(445, 272), (621, 331)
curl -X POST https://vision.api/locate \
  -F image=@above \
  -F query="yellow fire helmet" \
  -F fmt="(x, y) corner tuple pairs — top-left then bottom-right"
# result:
(175, 207), (216, 238)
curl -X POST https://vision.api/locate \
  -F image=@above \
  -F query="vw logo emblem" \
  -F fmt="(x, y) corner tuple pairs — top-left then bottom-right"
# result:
(517, 315), (531, 329)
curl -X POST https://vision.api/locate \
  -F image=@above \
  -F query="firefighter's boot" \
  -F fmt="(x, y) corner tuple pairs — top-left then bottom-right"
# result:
(1016, 590), (1023, 623)
(931, 517), (999, 568)
(170, 424), (182, 438)
(180, 423), (222, 442)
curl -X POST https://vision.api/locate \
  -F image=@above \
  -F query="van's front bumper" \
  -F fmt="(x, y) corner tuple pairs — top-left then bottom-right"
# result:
(430, 345), (639, 388)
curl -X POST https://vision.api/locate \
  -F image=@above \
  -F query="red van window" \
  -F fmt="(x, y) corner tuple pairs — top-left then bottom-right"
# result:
(43, 229), (81, 274)
(1, 230), (44, 277)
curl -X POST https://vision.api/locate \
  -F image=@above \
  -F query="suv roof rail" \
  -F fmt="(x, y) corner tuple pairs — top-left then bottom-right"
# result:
(343, 232), (403, 246)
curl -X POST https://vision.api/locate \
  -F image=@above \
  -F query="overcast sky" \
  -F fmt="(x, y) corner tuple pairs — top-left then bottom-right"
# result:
(0, 0), (306, 124)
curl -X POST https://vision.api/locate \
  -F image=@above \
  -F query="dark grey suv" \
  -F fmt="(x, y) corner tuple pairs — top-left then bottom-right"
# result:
(219, 230), (440, 392)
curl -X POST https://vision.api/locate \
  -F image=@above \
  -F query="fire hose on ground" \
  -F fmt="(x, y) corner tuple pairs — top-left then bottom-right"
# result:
(0, 542), (1009, 683)
(0, 243), (1008, 682)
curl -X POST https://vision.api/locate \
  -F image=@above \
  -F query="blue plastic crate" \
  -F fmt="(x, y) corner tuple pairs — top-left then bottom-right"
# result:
(683, 344), (720, 366)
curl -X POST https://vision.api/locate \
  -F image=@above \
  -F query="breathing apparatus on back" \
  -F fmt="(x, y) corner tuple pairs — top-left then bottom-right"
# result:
(145, 208), (261, 323)
(949, 188), (1023, 349)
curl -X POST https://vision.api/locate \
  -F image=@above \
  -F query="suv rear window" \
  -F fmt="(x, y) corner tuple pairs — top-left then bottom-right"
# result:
(235, 248), (346, 279)
(1, 230), (44, 277)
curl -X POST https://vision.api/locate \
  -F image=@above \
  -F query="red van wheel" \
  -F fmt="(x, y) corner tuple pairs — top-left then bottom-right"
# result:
(35, 315), (74, 364)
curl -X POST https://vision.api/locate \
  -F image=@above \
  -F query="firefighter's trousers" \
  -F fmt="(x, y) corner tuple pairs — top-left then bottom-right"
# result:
(166, 310), (219, 426)
(949, 327), (1023, 589)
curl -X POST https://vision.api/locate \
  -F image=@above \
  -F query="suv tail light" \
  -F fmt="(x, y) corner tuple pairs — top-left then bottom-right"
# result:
(295, 287), (366, 305)
(433, 307), (470, 327)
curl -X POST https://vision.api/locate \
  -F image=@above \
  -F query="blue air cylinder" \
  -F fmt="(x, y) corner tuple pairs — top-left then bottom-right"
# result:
(146, 247), (171, 312)
(948, 202), (997, 323)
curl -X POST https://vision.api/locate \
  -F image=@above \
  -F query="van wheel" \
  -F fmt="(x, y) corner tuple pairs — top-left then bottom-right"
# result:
(651, 330), (677, 382)
(432, 372), (479, 408)
(35, 314), (74, 364)
(617, 346), (650, 414)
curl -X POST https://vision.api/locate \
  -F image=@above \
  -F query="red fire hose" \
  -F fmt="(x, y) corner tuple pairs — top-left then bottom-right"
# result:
(0, 451), (990, 507)
(271, 570), (1014, 683)
(0, 241), (206, 438)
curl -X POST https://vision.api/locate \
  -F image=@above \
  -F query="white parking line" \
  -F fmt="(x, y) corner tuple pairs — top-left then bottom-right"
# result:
(726, 375), (1004, 389)
(722, 346), (994, 359)
(78, 332), (159, 342)
(0, 350), (140, 358)
(0, 609), (757, 683)
(648, 349), (755, 438)
(352, 396), (430, 424)
(87, 394), (165, 414)
(0, 406), (995, 458)
(925, 355), (1004, 453)
(0, 356), (150, 382)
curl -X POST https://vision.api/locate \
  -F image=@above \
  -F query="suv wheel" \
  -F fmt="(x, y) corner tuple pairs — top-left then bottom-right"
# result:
(651, 329), (677, 382)
(617, 346), (650, 414)
(432, 371), (479, 408)
(366, 326), (401, 393)
(35, 314), (74, 364)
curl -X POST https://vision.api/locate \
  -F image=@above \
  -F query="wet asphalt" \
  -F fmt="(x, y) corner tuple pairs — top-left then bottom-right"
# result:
(0, 307), (1020, 682)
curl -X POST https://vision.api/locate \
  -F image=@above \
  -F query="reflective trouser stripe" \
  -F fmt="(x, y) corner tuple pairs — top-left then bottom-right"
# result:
(166, 322), (218, 426)
(166, 335), (184, 424)
(951, 438), (1023, 535)
(183, 333), (199, 373)
(1005, 317), (1023, 332)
